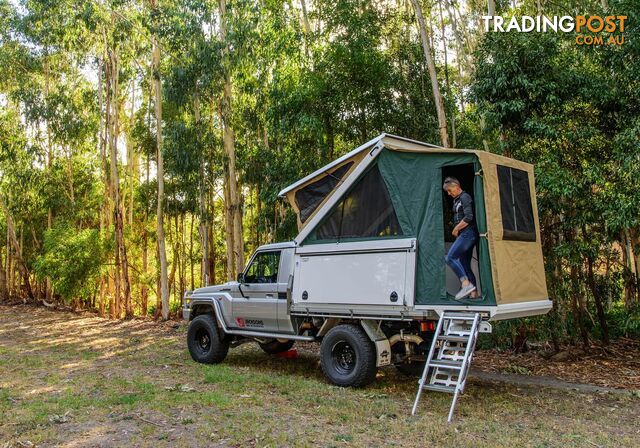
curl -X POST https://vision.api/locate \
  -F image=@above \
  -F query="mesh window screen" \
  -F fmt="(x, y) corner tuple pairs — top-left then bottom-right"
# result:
(312, 164), (403, 241)
(295, 162), (354, 223)
(497, 165), (536, 241)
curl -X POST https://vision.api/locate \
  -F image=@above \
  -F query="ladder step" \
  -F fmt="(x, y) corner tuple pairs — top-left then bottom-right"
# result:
(429, 359), (463, 369)
(438, 335), (468, 343)
(423, 384), (455, 393)
(443, 311), (479, 317)
(444, 315), (477, 321)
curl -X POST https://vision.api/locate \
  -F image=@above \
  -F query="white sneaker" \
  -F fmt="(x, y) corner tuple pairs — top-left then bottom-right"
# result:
(454, 284), (476, 300)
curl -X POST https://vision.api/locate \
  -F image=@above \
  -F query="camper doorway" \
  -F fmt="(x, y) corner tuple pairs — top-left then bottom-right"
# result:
(442, 164), (482, 299)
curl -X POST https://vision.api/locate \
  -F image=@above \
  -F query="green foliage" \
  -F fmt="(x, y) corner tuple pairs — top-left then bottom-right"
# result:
(471, 0), (640, 347)
(34, 223), (107, 303)
(0, 0), (638, 344)
(606, 305), (640, 339)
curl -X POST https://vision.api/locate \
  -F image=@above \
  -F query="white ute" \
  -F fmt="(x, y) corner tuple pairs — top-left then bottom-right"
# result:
(184, 134), (552, 388)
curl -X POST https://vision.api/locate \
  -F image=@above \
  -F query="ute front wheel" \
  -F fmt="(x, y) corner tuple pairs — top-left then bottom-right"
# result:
(320, 324), (377, 387)
(187, 314), (229, 364)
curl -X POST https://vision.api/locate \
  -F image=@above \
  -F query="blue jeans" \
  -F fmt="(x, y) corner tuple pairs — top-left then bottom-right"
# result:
(445, 227), (478, 286)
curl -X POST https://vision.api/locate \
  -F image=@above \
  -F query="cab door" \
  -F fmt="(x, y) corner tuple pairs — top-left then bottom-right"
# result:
(232, 250), (281, 332)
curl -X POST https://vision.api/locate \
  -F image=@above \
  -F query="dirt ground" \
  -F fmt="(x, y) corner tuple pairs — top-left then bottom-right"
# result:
(1, 305), (639, 447)
(474, 338), (640, 391)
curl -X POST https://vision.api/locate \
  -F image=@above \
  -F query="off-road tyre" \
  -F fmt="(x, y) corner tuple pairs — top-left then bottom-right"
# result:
(259, 339), (295, 354)
(187, 314), (229, 364)
(320, 324), (377, 387)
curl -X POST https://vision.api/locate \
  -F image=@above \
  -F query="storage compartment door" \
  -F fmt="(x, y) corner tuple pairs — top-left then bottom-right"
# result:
(292, 239), (416, 307)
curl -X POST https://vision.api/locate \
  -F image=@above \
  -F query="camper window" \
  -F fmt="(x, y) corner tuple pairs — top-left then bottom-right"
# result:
(310, 164), (403, 241)
(295, 162), (354, 223)
(497, 165), (536, 242)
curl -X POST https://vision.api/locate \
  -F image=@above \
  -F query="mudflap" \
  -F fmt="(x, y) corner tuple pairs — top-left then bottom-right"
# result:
(360, 320), (391, 367)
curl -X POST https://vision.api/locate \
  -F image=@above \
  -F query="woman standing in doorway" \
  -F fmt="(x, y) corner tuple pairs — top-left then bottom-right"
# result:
(443, 177), (479, 300)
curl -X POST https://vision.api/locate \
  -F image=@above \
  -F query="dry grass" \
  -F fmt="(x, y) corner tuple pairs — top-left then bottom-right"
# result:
(0, 305), (639, 447)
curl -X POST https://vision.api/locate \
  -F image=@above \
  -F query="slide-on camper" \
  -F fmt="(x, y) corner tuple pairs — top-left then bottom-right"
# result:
(184, 134), (552, 420)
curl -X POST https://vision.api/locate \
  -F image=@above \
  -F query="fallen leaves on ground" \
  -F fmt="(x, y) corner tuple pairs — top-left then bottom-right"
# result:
(474, 338), (640, 390)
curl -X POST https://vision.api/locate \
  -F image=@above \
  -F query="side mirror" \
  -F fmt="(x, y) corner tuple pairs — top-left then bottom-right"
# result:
(236, 273), (245, 284)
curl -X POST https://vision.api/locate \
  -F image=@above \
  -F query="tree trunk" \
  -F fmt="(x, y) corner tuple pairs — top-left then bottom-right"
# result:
(44, 51), (53, 303)
(0, 195), (34, 301)
(127, 78), (137, 227)
(487, 0), (495, 17)
(106, 47), (133, 319)
(141, 207), (149, 315)
(0, 248), (7, 300)
(622, 228), (638, 308)
(98, 58), (108, 317)
(190, 214), (195, 292)
(569, 263), (589, 350)
(141, 117), (151, 317)
(324, 114), (335, 161)
(179, 213), (186, 308)
(437, 1), (456, 147)
(102, 43), (116, 319)
(151, 0), (169, 320)
(195, 90), (209, 287)
(208, 190), (216, 285)
(630, 227), (640, 305)
(447, 0), (465, 112)
(222, 83), (244, 278)
(485, 0), (496, 32)
(6, 226), (11, 298)
(300, 0), (311, 34)
(410, 0), (450, 147)
(256, 184), (261, 249)
(223, 171), (234, 281)
(586, 253), (609, 344)
(581, 226), (609, 344)
(219, 0), (244, 279)
(300, 0), (311, 57)
(97, 56), (110, 317)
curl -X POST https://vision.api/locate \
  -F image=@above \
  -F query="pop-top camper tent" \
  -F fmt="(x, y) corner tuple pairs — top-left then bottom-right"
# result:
(279, 134), (551, 320)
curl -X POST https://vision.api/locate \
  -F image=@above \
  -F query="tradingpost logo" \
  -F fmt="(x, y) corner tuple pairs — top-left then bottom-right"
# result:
(482, 15), (628, 46)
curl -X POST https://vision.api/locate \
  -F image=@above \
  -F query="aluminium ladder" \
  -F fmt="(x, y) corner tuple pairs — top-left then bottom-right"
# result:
(411, 311), (481, 422)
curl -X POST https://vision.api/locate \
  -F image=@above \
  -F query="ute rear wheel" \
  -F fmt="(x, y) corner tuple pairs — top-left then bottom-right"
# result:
(320, 324), (377, 387)
(259, 339), (295, 354)
(187, 314), (229, 364)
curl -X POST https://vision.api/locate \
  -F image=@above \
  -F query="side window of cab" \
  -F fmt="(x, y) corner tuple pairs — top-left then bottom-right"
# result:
(243, 251), (281, 284)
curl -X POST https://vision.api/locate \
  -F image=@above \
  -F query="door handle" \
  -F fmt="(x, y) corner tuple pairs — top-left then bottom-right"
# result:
(265, 293), (274, 298)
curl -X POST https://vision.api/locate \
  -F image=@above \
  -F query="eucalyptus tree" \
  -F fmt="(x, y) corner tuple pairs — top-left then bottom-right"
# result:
(410, 0), (450, 147)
